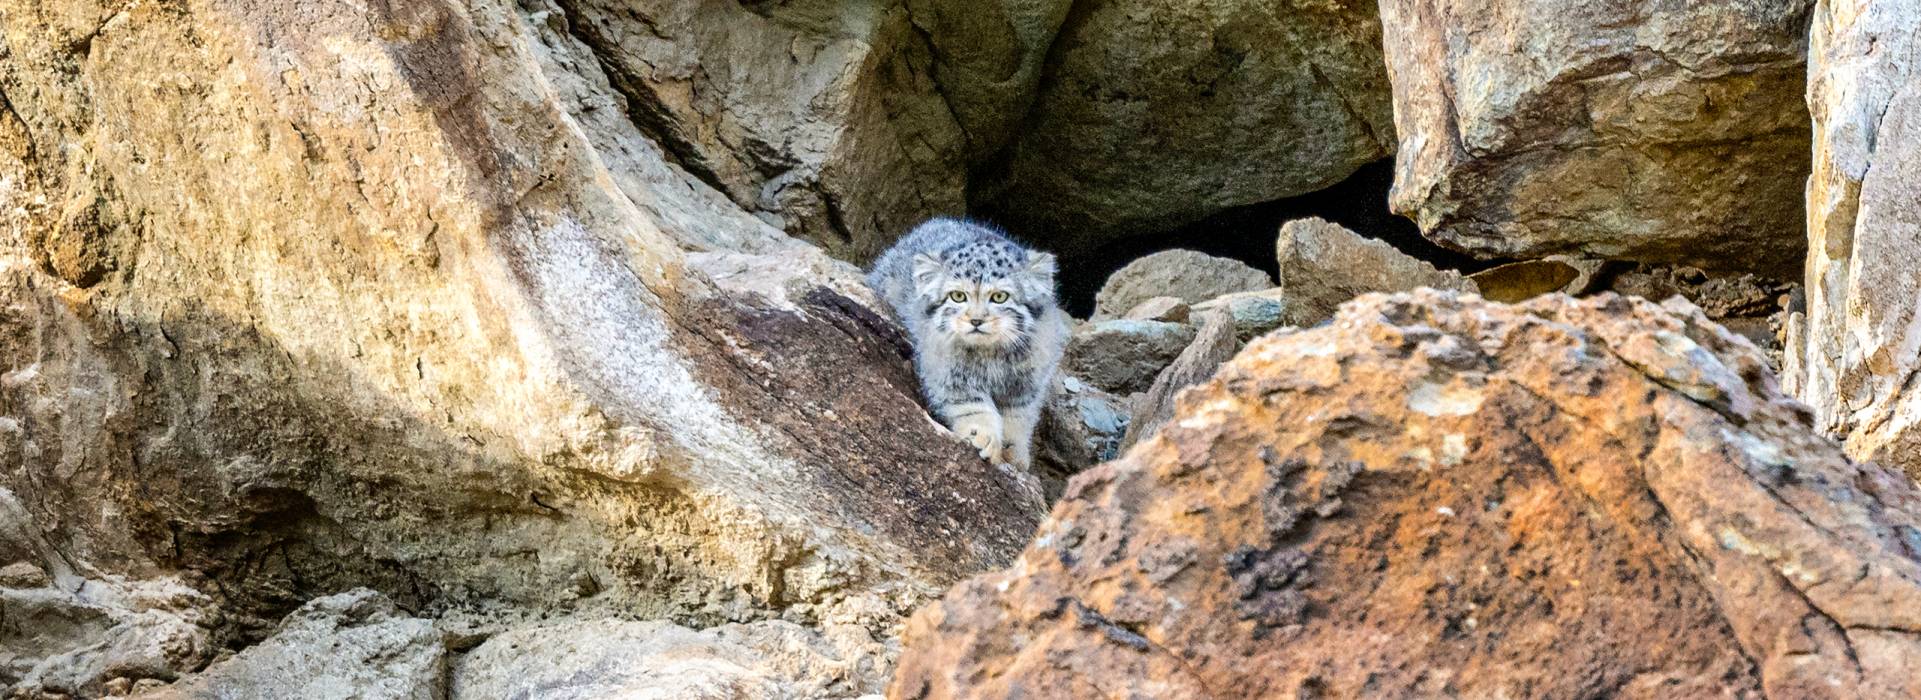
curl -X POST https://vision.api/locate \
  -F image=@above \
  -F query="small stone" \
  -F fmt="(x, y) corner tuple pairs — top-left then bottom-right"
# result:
(1193, 289), (1300, 342)
(1122, 296), (1191, 324)
(1062, 320), (1198, 396)
(1034, 375), (1132, 497)
(1467, 260), (1582, 303)
(1122, 310), (1240, 449)
(0, 560), (49, 588)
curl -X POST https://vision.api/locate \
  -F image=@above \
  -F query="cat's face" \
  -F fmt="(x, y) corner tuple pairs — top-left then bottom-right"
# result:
(913, 245), (1057, 352)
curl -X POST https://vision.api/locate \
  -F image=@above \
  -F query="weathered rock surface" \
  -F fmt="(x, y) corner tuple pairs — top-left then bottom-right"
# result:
(1120, 296), (1189, 324)
(981, 0), (1396, 247)
(1119, 310), (1237, 450)
(892, 291), (1921, 698)
(547, 0), (1070, 259)
(1786, 0), (1921, 479)
(142, 590), (444, 700)
(1061, 320), (1197, 396)
(1467, 259), (1582, 303)
(1092, 250), (1272, 321)
(3, 575), (216, 697)
(454, 617), (889, 699)
(1275, 217), (1473, 324)
(1033, 376), (1131, 498)
(1379, 0), (1814, 275)
(0, 0), (1042, 659)
(1191, 288), (1297, 343)
(1609, 265), (1794, 361)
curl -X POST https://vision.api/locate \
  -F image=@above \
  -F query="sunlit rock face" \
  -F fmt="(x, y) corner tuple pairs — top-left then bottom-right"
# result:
(1786, 0), (1921, 482)
(1379, 0), (1815, 276)
(0, 0), (1043, 654)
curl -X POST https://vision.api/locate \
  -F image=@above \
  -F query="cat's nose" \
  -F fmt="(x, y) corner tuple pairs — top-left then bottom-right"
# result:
(968, 318), (985, 328)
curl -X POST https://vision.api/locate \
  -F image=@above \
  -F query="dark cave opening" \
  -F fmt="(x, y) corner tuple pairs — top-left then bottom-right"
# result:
(1016, 159), (1507, 318)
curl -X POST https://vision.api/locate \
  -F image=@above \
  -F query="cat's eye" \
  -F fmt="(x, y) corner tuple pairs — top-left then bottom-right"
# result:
(947, 290), (968, 303)
(988, 291), (1010, 303)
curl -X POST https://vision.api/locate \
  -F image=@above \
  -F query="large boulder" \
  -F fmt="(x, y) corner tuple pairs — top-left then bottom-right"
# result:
(1274, 217), (1474, 324)
(1092, 250), (1272, 321)
(543, 0), (1071, 260)
(1785, 0), (1921, 479)
(4, 574), (216, 697)
(452, 617), (889, 699)
(0, 0), (1042, 656)
(980, 0), (1396, 248)
(1378, 0), (1814, 275)
(141, 590), (445, 700)
(892, 291), (1921, 698)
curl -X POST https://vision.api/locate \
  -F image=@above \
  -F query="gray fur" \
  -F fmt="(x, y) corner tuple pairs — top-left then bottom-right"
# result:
(868, 218), (1069, 468)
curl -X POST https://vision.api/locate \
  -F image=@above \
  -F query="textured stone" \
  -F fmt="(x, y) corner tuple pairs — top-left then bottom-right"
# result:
(1785, 0), (1921, 479)
(893, 291), (1921, 698)
(4, 577), (216, 697)
(1120, 296), (1190, 324)
(1061, 320), (1197, 396)
(0, 0), (1042, 653)
(1611, 265), (1794, 362)
(1467, 259), (1582, 303)
(1275, 217), (1473, 324)
(1191, 288), (1298, 342)
(1092, 250), (1272, 320)
(452, 618), (888, 700)
(142, 590), (444, 700)
(1033, 376), (1131, 498)
(549, 0), (1071, 260)
(982, 0), (1396, 246)
(1379, 0), (1814, 275)
(1119, 310), (1237, 450)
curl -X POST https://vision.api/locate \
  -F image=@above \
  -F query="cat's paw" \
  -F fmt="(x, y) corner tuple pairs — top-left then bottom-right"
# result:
(999, 444), (1031, 469)
(951, 414), (1003, 463)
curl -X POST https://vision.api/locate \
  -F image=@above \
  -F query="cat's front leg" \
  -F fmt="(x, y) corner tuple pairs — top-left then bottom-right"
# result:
(997, 401), (1042, 469)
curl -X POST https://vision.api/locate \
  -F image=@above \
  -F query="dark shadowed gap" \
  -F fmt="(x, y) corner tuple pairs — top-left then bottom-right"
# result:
(1028, 159), (1507, 317)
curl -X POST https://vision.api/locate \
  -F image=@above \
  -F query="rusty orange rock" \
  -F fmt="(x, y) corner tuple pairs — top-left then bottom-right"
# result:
(892, 290), (1921, 699)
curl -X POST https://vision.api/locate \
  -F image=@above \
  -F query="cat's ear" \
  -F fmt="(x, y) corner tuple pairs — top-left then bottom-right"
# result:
(1025, 252), (1058, 280)
(912, 253), (945, 287)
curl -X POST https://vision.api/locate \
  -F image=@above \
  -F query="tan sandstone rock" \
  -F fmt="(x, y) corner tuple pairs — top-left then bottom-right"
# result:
(1466, 259), (1582, 303)
(0, 0), (1041, 658)
(1379, 0), (1814, 275)
(892, 291), (1921, 698)
(981, 0), (1396, 248)
(1786, 0), (1921, 479)
(1275, 217), (1474, 324)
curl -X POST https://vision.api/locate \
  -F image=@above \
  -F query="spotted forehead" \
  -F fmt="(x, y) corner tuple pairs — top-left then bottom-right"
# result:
(942, 240), (1025, 280)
